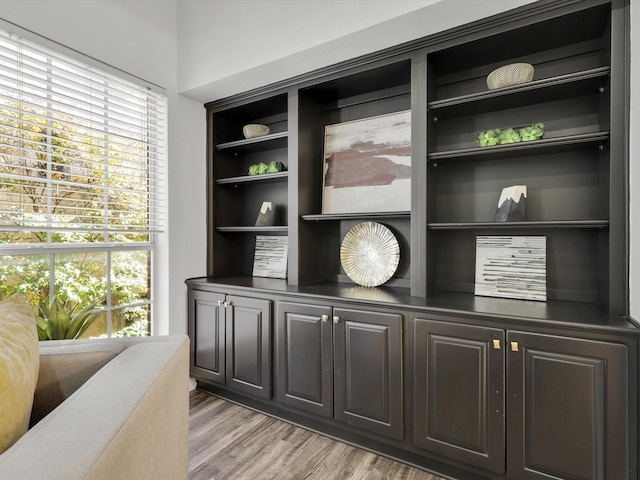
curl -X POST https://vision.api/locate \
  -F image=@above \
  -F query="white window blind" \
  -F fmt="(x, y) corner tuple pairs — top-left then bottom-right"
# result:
(0, 30), (166, 239)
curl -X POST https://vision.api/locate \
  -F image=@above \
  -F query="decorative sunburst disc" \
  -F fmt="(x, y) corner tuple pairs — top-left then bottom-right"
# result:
(340, 222), (400, 287)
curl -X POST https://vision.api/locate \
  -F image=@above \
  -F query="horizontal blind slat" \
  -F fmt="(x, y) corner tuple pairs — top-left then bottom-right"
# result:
(0, 78), (167, 134)
(0, 177), (166, 201)
(0, 107), (167, 156)
(0, 141), (166, 175)
(0, 224), (164, 234)
(0, 36), (167, 107)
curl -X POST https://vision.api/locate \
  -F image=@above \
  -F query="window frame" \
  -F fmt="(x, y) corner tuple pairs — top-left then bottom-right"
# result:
(0, 21), (167, 338)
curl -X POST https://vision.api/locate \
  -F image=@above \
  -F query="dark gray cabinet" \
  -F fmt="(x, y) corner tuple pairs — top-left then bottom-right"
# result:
(189, 289), (272, 400)
(414, 319), (506, 474)
(189, 289), (226, 384)
(507, 331), (628, 480)
(277, 302), (332, 417)
(225, 295), (272, 399)
(277, 301), (403, 439)
(414, 318), (630, 479)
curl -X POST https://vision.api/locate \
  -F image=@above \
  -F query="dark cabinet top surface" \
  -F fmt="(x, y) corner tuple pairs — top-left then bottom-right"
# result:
(186, 276), (638, 334)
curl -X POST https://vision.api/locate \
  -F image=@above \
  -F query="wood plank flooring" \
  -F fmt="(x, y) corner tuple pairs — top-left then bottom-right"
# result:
(189, 390), (447, 480)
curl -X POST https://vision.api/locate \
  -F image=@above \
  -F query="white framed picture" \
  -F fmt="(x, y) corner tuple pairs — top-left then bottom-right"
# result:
(321, 110), (411, 214)
(252, 235), (288, 279)
(475, 235), (547, 301)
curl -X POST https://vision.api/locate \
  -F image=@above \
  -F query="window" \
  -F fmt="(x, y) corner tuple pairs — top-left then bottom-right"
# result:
(0, 28), (167, 337)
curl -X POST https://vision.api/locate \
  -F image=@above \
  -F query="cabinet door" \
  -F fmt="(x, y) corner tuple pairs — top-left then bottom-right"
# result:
(188, 289), (226, 384)
(507, 331), (628, 480)
(277, 302), (333, 417)
(333, 308), (403, 440)
(414, 319), (505, 474)
(225, 295), (272, 400)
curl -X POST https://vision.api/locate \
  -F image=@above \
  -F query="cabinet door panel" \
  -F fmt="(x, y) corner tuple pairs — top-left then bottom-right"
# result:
(277, 302), (332, 417)
(414, 319), (505, 474)
(334, 308), (403, 440)
(507, 331), (628, 480)
(189, 290), (226, 384)
(226, 295), (272, 399)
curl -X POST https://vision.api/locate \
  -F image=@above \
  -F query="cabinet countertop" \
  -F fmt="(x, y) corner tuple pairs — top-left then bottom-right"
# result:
(186, 276), (639, 334)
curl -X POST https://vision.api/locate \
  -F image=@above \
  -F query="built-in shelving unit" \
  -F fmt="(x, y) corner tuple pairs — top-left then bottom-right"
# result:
(423, 0), (620, 309)
(203, 0), (628, 315)
(194, 2), (636, 480)
(207, 93), (289, 278)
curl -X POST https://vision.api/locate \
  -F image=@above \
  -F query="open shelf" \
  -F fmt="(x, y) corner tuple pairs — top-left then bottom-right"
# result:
(216, 226), (288, 233)
(427, 220), (609, 230)
(428, 67), (610, 111)
(216, 131), (288, 152)
(428, 131), (609, 163)
(216, 171), (288, 185)
(209, 92), (290, 279)
(302, 212), (410, 222)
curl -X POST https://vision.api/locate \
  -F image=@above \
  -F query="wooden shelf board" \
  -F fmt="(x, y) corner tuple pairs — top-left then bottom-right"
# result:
(216, 226), (288, 233)
(302, 212), (410, 221)
(216, 171), (288, 185)
(428, 67), (610, 110)
(216, 131), (288, 151)
(428, 220), (609, 230)
(428, 131), (609, 162)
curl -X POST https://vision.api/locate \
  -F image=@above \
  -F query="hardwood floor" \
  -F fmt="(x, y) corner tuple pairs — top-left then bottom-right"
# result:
(189, 390), (447, 480)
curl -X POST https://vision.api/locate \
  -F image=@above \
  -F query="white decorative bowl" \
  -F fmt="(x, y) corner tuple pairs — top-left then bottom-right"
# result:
(242, 124), (270, 139)
(487, 63), (534, 90)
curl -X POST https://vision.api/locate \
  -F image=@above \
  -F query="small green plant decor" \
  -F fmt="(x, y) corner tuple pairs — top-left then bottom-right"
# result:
(476, 122), (545, 147)
(36, 297), (103, 341)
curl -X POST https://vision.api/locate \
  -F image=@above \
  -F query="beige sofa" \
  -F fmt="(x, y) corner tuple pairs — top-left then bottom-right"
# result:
(0, 335), (190, 480)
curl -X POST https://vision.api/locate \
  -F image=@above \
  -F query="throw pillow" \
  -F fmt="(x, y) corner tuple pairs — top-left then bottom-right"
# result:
(0, 294), (39, 454)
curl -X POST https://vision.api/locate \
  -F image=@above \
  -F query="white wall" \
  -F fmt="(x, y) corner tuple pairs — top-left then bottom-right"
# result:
(178, 0), (440, 100)
(0, 0), (208, 335)
(178, 0), (537, 102)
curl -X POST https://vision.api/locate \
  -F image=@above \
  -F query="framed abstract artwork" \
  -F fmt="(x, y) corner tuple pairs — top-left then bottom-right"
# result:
(321, 110), (411, 214)
(252, 235), (288, 279)
(475, 235), (547, 301)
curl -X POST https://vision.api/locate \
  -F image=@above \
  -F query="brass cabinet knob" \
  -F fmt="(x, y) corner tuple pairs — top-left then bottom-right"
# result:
(333, 316), (340, 324)
(492, 339), (501, 350)
(511, 341), (519, 352)
(321, 315), (329, 322)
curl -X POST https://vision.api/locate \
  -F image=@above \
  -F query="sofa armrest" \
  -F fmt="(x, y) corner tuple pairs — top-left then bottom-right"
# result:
(0, 335), (190, 480)
(31, 342), (126, 426)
